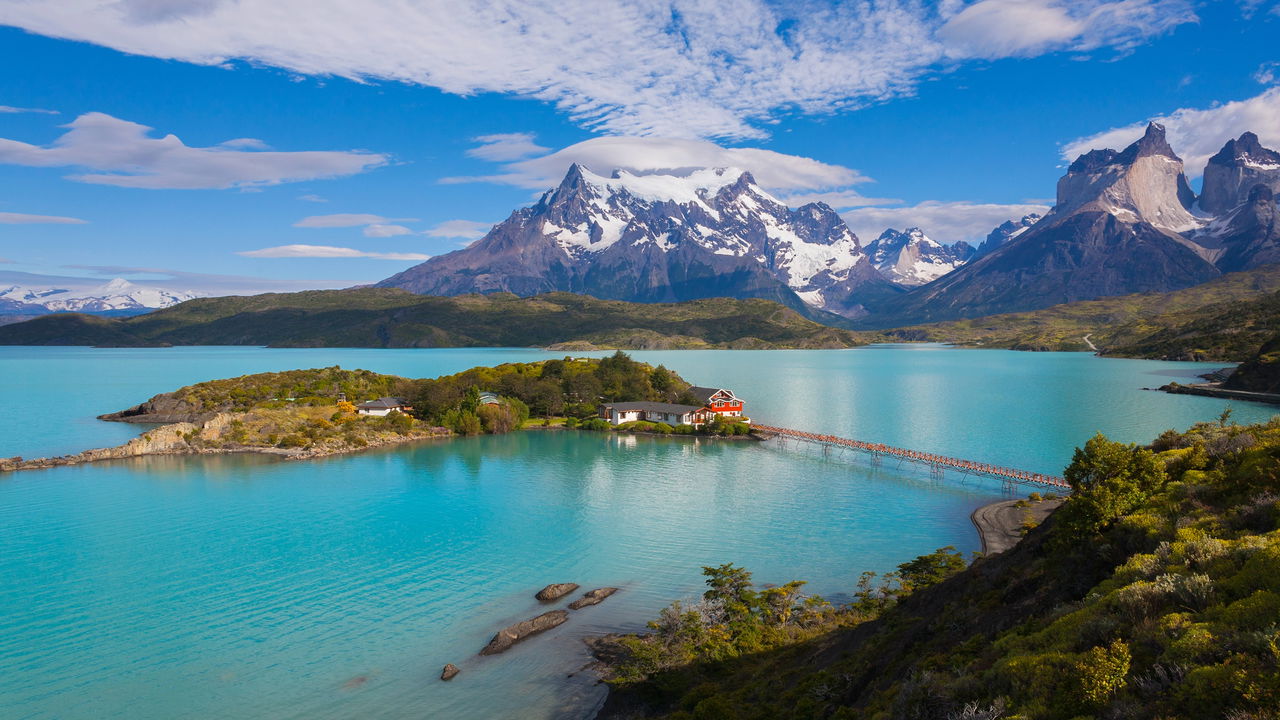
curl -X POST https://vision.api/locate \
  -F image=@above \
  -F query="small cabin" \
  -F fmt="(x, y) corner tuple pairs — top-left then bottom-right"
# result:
(356, 397), (413, 416)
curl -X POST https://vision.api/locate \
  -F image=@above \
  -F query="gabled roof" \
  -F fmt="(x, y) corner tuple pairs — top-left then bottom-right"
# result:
(357, 396), (410, 409)
(604, 401), (702, 414)
(688, 386), (737, 404)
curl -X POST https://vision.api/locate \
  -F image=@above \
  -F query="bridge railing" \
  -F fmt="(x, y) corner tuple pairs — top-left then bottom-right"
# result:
(752, 424), (1070, 490)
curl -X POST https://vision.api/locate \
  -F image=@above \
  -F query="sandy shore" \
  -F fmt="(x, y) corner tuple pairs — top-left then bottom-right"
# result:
(971, 497), (1064, 555)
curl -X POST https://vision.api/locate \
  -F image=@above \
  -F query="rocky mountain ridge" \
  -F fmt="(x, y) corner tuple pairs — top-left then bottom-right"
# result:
(864, 227), (975, 287)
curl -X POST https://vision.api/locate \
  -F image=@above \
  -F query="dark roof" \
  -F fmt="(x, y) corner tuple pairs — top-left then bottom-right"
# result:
(687, 386), (735, 403)
(357, 396), (409, 409)
(604, 401), (702, 414)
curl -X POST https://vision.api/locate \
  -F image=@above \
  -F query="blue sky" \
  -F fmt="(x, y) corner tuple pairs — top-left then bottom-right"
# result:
(1, 0), (1278, 295)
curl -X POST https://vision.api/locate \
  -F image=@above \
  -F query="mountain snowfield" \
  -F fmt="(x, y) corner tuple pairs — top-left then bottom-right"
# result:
(378, 163), (901, 318)
(864, 228), (975, 287)
(0, 278), (201, 313)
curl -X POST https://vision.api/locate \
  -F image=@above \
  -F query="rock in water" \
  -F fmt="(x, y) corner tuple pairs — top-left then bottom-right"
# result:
(535, 583), (579, 602)
(568, 587), (619, 610)
(440, 664), (460, 681)
(479, 611), (569, 655)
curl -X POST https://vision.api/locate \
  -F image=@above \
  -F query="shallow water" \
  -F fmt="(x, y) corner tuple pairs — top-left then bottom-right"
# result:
(0, 346), (1271, 719)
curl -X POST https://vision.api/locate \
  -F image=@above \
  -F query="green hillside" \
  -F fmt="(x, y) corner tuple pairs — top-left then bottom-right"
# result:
(596, 418), (1280, 719)
(885, 265), (1280, 360)
(0, 290), (864, 349)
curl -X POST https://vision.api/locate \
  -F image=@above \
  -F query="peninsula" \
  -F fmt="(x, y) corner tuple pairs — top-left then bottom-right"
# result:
(1, 353), (751, 472)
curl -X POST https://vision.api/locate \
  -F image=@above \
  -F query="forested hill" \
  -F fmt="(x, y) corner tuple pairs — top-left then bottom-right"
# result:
(595, 418), (1280, 719)
(0, 289), (862, 349)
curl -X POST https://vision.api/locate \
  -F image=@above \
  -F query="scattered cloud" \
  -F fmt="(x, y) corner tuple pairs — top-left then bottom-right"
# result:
(0, 1), (1196, 140)
(1256, 61), (1280, 86)
(0, 105), (58, 114)
(0, 112), (388, 189)
(297, 193), (328, 203)
(425, 219), (493, 241)
(466, 133), (551, 162)
(293, 213), (400, 228)
(238, 244), (429, 260)
(57, 265), (362, 295)
(0, 211), (88, 224)
(938, 0), (1194, 60)
(445, 135), (869, 192)
(1061, 87), (1280, 177)
(780, 190), (901, 210)
(842, 201), (1050, 245)
(362, 223), (414, 238)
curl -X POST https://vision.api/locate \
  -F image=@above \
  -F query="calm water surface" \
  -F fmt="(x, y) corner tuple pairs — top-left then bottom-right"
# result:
(0, 346), (1272, 719)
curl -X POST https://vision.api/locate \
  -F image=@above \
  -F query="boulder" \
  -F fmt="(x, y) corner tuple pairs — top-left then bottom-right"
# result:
(535, 583), (579, 602)
(440, 663), (460, 681)
(479, 610), (568, 655)
(568, 587), (619, 610)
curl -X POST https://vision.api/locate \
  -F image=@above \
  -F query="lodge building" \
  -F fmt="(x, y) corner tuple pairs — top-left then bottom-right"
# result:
(599, 386), (746, 427)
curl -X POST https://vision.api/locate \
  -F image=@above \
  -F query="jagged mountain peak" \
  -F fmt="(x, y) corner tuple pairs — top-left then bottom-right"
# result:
(378, 163), (897, 319)
(864, 227), (974, 287)
(1201, 131), (1280, 216)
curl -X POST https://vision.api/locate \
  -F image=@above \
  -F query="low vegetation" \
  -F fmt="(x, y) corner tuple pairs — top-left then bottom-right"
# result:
(0, 290), (864, 349)
(596, 415), (1280, 719)
(883, 264), (1280, 360)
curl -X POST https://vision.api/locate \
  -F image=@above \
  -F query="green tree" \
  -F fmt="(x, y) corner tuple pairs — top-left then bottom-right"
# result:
(896, 546), (966, 592)
(1060, 433), (1166, 539)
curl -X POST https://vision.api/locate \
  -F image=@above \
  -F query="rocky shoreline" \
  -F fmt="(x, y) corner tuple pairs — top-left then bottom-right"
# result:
(969, 496), (1064, 555)
(0, 413), (450, 473)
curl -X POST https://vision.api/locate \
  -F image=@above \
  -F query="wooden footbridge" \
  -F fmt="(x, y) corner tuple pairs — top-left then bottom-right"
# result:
(751, 424), (1071, 492)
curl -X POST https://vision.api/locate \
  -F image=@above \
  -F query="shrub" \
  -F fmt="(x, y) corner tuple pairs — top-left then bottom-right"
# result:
(1073, 640), (1130, 709)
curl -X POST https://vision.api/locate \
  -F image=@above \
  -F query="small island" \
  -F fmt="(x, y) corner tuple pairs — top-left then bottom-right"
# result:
(1, 352), (754, 472)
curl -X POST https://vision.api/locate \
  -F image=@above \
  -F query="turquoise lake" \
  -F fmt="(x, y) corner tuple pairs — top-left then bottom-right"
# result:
(0, 346), (1274, 719)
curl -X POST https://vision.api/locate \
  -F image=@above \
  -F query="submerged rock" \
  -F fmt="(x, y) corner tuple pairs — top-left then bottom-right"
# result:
(535, 583), (579, 602)
(479, 610), (569, 655)
(569, 587), (619, 610)
(440, 663), (460, 681)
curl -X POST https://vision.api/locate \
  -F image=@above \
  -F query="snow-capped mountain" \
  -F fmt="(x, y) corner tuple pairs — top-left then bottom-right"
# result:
(0, 278), (200, 313)
(863, 228), (975, 287)
(866, 124), (1280, 326)
(974, 214), (1041, 259)
(379, 164), (899, 318)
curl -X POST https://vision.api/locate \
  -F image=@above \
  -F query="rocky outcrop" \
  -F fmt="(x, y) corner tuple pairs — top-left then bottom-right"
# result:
(1204, 184), (1280, 273)
(478, 610), (569, 655)
(1200, 132), (1280, 216)
(569, 587), (619, 610)
(440, 664), (460, 681)
(377, 164), (897, 319)
(98, 392), (213, 424)
(535, 583), (580, 602)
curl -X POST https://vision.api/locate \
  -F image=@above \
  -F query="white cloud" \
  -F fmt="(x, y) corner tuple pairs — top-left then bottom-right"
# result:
(0, 1), (1195, 140)
(842, 201), (1050, 245)
(297, 193), (328, 203)
(938, 0), (1195, 60)
(0, 112), (388, 189)
(362, 223), (414, 238)
(1255, 61), (1280, 86)
(0, 105), (58, 114)
(780, 189), (901, 209)
(425, 219), (493, 240)
(294, 213), (397, 228)
(1061, 87), (1280, 177)
(444, 135), (869, 192)
(58, 265), (362, 295)
(237, 244), (429, 261)
(466, 133), (551, 162)
(0, 211), (88, 224)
